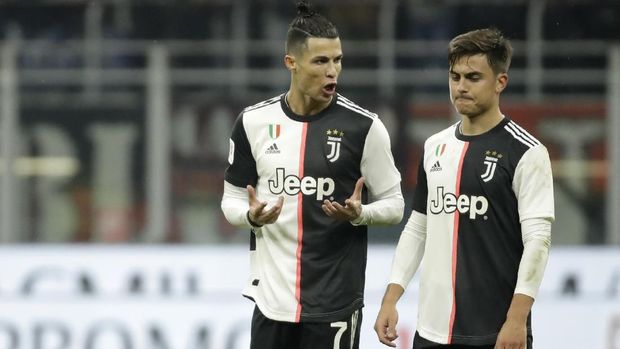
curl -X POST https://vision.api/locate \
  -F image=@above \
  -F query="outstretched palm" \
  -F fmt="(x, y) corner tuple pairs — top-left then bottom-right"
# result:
(247, 185), (284, 226)
(321, 177), (364, 221)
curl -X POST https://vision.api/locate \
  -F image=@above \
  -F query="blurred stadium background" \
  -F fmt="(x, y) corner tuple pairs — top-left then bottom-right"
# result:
(0, 0), (619, 348)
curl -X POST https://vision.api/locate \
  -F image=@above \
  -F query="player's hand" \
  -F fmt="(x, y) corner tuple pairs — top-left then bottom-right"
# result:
(374, 303), (399, 347)
(321, 177), (364, 221)
(247, 185), (284, 226)
(494, 318), (527, 349)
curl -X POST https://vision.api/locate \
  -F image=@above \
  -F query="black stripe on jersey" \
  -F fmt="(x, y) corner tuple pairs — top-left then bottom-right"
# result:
(224, 113), (258, 187)
(243, 94), (282, 113)
(336, 94), (377, 119)
(411, 151), (428, 214)
(504, 122), (539, 148)
(296, 102), (373, 322)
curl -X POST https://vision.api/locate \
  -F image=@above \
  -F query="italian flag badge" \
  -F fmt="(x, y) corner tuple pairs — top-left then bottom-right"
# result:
(268, 124), (281, 139)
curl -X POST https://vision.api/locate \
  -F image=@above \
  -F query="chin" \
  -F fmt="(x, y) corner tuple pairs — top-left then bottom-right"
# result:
(316, 94), (332, 102)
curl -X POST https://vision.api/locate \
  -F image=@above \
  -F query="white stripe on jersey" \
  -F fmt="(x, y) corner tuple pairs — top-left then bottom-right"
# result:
(508, 121), (541, 146)
(243, 94), (282, 113)
(504, 123), (538, 148)
(337, 95), (377, 118)
(350, 309), (359, 349)
(336, 95), (377, 119)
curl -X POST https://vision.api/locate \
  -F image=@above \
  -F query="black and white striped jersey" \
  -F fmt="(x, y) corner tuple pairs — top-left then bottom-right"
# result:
(412, 117), (554, 345)
(225, 93), (401, 323)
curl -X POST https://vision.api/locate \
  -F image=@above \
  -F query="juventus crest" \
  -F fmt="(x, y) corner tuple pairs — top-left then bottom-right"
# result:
(326, 129), (344, 162)
(481, 150), (503, 182)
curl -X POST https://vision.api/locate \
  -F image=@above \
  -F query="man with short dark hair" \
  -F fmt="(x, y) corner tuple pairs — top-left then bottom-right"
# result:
(221, 2), (404, 348)
(374, 28), (554, 349)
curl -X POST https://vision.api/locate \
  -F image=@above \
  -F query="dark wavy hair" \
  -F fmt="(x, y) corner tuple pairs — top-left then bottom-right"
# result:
(285, 1), (339, 54)
(448, 28), (513, 75)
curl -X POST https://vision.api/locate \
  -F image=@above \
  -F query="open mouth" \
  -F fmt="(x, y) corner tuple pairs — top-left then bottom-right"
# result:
(322, 83), (337, 95)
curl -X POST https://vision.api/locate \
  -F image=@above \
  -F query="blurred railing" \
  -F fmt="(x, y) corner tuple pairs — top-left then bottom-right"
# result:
(6, 38), (612, 103)
(1, 37), (618, 244)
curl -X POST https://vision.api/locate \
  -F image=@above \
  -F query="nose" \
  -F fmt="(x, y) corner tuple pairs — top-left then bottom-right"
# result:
(326, 62), (337, 78)
(456, 79), (468, 93)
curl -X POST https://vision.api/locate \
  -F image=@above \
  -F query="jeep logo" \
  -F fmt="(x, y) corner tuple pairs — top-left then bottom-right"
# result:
(268, 168), (335, 200)
(429, 186), (489, 219)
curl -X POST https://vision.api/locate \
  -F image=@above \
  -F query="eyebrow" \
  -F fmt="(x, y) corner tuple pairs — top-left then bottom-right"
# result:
(450, 69), (482, 77)
(312, 54), (343, 60)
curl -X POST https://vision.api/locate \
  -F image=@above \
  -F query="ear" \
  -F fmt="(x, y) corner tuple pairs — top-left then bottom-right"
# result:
(496, 73), (508, 94)
(284, 54), (296, 72)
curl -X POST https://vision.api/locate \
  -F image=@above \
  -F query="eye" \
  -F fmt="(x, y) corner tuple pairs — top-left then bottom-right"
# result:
(450, 74), (460, 81)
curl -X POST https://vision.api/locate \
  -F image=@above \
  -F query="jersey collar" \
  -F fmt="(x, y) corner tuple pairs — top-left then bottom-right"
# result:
(455, 116), (510, 142)
(280, 93), (338, 122)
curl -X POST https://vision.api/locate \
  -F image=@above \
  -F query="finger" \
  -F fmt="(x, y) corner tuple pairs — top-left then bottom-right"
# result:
(260, 206), (278, 221)
(321, 204), (331, 216)
(385, 326), (398, 340)
(262, 203), (283, 223)
(379, 336), (397, 348)
(255, 200), (268, 213)
(344, 198), (360, 210)
(331, 201), (355, 218)
(374, 316), (395, 347)
(330, 201), (347, 212)
(274, 196), (284, 209)
(322, 200), (337, 215)
(351, 177), (365, 199)
(246, 185), (257, 203)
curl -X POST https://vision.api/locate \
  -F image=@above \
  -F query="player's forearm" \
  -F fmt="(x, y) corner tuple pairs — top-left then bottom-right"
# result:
(505, 293), (534, 323)
(381, 283), (405, 306)
(514, 218), (551, 298)
(388, 210), (427, 287)
(221, 181), (251, 227)
(351, 185), (404, 226)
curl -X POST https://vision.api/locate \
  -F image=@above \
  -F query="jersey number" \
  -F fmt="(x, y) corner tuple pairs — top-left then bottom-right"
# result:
(330, 321), (347, 349)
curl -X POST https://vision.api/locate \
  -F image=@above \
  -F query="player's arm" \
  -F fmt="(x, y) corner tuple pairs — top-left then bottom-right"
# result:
(350, 183), (404, 226)
(497, 218), (551, 348)
(221, 111), (282, 228)
(375, 210), (427, 347)
(375, 158), (428, 347)
(221, 181), (283, 228)
(221, 181), (252, 227)
(355, 117), (404, 225)
(321, 117), (404, 224)
(497, 145), (555, 348)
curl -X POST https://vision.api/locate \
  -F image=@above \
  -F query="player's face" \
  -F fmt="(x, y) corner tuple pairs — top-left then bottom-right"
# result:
(290, 37), (342, 104)
(449, 54), (507, 119)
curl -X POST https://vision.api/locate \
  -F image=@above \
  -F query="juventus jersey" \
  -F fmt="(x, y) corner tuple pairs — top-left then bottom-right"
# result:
(225, 93), (401, 323)
(412, 117), (554, 346)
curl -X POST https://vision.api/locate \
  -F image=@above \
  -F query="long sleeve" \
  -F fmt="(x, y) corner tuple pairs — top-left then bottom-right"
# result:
(221, 181), (251, 228)
(351, 184), (404, 226)
(514, 217), (552, 298)
(388, 210), (427, 288)
(353, 116), (404, 225)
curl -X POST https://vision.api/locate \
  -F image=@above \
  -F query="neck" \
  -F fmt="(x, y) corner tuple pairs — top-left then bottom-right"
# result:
(460, 108), (504, 136)
(286, 88), (332, 116)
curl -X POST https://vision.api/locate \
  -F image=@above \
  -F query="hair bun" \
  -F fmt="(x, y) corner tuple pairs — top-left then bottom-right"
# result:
(296, 1), (315, 18)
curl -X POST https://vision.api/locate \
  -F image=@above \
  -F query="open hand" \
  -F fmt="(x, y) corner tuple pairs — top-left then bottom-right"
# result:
(321, 177), (364, 221)
(247, 185), (283, 226)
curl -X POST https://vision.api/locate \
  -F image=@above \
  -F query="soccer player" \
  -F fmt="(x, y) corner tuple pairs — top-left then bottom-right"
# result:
(374, 28), (554, 349)
(221, 2), (404, 348)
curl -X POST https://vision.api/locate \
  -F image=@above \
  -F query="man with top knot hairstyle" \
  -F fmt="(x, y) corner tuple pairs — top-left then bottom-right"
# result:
(374, 28), (554, 349)
(221, 1), (404, 348)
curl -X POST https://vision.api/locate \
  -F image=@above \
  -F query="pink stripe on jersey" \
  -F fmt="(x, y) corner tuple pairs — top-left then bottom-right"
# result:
(448, 141), (469, 342)
(294, 123), (308, 322)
